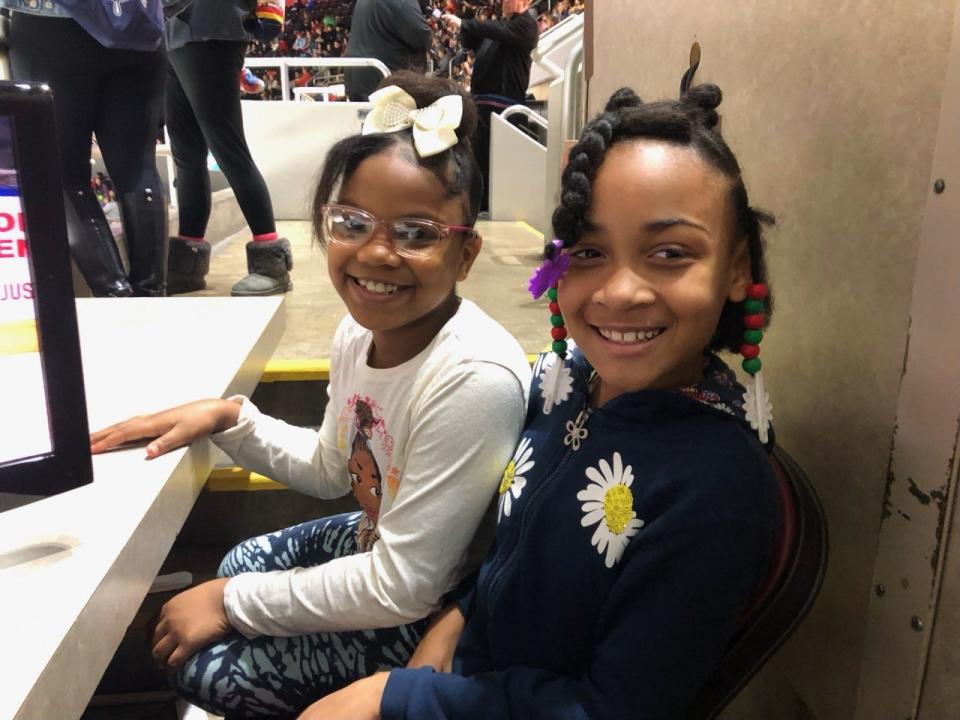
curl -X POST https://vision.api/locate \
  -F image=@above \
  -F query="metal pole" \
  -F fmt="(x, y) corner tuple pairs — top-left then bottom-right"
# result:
(280, 59), (291, 102)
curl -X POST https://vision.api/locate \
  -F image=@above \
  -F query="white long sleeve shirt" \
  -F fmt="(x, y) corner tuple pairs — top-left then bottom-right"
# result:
(212, 300), (531, 638)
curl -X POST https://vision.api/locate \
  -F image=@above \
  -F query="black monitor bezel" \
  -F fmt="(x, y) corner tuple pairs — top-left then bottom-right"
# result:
(0, 81), (92, 496)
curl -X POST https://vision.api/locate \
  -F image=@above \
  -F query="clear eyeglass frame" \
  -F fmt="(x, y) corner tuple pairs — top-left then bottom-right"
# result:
(319, 202), (477, 258)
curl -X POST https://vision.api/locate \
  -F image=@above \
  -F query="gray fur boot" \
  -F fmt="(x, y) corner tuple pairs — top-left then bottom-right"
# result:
(231, 237), (293, 296)
(167, 238), (211, 295)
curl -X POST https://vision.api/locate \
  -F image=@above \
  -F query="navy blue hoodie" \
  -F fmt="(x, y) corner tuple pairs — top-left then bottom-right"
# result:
(382, 350), (779, 720)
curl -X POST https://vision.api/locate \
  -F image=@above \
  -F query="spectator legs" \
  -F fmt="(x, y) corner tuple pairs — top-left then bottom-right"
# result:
(475, 101), (494, 213)
(167, 40), (277, 238)
(165, 58), (213, 238)
(8, 12), (167, 297)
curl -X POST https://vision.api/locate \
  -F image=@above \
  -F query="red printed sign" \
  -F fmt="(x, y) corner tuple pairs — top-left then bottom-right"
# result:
(0, 195), (33, 317)
(0, 190), (50, 462)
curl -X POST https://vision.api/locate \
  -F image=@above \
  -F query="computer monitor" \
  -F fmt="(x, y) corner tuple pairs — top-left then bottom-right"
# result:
(0, 81), (92, 502)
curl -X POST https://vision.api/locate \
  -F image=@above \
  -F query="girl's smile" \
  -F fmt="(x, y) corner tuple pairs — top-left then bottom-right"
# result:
(595, 327), (666, 343)
(587, 324), (668, 362)
(349, 275), (411, 298)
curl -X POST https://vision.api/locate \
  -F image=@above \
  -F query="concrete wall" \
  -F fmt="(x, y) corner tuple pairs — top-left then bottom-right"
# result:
(589, 1), (956, 717)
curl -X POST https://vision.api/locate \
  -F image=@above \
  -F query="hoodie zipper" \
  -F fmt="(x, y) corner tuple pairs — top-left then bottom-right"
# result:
(480, 395), (594, 623)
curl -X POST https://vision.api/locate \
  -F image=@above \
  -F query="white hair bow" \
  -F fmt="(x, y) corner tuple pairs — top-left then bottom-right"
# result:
(362, 85), (464, 158)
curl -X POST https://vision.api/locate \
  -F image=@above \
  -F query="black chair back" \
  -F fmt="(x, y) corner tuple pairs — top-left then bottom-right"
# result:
(684, 445), (828, 720)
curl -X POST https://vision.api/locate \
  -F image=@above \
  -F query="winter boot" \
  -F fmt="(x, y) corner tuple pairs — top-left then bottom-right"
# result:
(167, 238), (211, 294)
(230, 237), (293, 296)
(63, 187), (133, 297)
(119, 187), (169, 297)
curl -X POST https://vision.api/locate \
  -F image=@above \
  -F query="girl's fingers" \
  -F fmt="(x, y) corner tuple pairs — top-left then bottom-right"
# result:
(90, 423), (152, 454)
(91, 414), (185, 455)
(165, 644), (190, 670)
(151, 632), (177, 667)
(89, 420), (135, 447)
(88, 427), (112, 444)
(151, 616), (169, 647)
(90, 428), (138, 454)
(145, 424), (194, 459)
(89, 415), (153, 450)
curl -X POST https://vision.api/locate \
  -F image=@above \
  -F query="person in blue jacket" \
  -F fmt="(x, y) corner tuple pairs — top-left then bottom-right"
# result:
(297, 82), (781, 720)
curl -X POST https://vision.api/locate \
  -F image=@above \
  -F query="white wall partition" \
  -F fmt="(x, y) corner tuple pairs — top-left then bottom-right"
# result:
(238, 58), (386, 220)
(240, 100), (371, 220)
(488, 21), (583, 238)
(489, 108), (549, 233)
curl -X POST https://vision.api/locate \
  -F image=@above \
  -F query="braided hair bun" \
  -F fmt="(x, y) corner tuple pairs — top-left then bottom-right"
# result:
(604, 87), (643, 113)
(680, 83), (722, 129)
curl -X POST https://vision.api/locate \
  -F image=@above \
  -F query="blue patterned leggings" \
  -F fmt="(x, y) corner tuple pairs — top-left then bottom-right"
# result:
(171, 512), (428, 719)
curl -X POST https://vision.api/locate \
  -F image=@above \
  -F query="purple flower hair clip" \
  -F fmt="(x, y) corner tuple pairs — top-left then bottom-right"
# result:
(527, 238), (570, 299)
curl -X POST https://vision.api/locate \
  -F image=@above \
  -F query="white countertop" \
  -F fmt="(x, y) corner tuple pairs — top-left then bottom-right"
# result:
(0, 297), (285, 720)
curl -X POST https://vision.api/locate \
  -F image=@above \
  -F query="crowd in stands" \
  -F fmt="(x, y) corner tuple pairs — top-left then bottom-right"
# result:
(249, 0), (352, 59)
(537, 0), (585, 30)
(245, 0), (351, 98)
(91, 172), (123, 236)
(243, 0), (585, 97)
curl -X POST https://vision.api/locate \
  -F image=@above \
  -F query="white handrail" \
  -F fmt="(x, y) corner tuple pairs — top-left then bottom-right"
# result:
(501, 104), (549, 132)
(532, 54), (565, 85)
(293, 84), (347, 102)
(489, 14), (583, 234)
(561, 41), (584, 141)
(244, 57), (390, 102)
(532, 12), (583, 62)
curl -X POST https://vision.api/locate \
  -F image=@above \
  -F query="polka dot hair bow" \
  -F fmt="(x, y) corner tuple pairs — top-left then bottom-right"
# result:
(362, 86), (464, 158)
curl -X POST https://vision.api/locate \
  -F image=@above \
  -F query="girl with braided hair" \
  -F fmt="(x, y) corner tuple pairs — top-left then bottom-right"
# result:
(302, 83), (780, 720)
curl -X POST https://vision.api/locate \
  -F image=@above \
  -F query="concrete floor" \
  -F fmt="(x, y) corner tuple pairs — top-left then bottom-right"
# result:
(183, 219), (550, 360)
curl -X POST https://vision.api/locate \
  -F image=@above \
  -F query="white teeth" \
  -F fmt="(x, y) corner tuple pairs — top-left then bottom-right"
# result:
(598, 327), (663, 343)
(356, 278), (400, 294)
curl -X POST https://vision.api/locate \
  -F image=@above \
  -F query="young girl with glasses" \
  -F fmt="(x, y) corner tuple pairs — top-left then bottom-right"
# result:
(297, 83), (781, 720)
(90, 71), (531, 718)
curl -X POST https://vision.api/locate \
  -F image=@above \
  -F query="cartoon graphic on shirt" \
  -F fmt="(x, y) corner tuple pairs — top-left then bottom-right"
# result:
(348, 399), (384, 551)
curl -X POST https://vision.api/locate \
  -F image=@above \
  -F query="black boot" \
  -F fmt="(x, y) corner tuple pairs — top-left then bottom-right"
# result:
(119, 187), (169, 297)
(230, 237), (293, 296)
(167, 237), (211, 295)
(63, 188), (133, 297)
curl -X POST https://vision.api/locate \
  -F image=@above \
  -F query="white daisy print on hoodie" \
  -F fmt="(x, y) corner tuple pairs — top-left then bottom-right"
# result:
(498, 436), (535, 520)
(577, 452), (644, 568)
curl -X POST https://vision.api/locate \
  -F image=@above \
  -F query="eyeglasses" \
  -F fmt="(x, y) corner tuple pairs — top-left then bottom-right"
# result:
(319, 203), (476, 258)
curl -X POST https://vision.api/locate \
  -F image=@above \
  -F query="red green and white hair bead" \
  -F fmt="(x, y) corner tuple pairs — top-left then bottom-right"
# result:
(547, 286), (568, 357)
(740, 282), (768, 375)
(740, 282), (773, 443)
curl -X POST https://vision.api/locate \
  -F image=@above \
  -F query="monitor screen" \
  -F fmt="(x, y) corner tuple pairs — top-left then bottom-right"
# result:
(0, 115), (52, 465)
(0, 82), (92, 503)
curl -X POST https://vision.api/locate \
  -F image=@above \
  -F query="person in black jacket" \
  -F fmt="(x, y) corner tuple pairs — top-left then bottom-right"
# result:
(443, 0), (538, 211)
(345, 0), (433, 101)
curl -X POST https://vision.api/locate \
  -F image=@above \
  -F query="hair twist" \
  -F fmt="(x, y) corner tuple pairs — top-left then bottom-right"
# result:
(680, 83), (722, 129)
